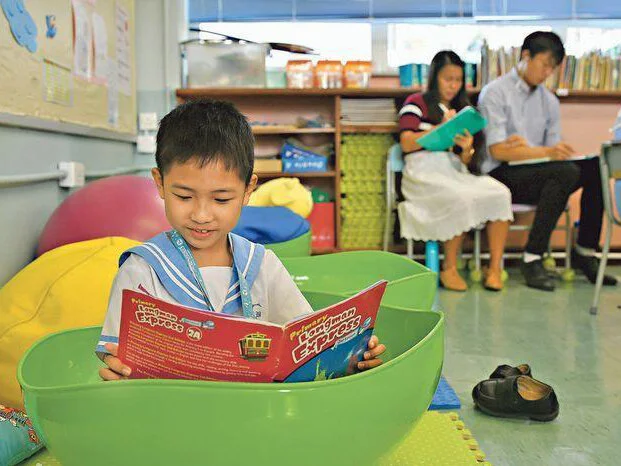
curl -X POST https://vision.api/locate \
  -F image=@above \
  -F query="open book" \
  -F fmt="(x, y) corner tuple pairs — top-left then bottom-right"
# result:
(117, 281), (387, 383)
(508, 154), (597, 166)
(417, 106), (487, 152)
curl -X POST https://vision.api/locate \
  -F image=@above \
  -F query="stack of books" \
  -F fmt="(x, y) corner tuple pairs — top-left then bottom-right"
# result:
(341, 99), (397, 126)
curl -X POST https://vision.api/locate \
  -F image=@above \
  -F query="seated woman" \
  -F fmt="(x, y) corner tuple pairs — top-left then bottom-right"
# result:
(399, 50), (513, 291)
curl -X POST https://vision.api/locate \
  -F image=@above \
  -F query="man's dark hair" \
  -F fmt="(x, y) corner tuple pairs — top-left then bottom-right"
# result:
(155, 99), (254, 184)
(521, 31), (565, 65)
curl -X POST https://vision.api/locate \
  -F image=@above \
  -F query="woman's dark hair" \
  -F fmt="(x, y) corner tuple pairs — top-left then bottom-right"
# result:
(424, 50), (470, 124)
(423, 50), (486, 173)
(521, 31), (565, 66)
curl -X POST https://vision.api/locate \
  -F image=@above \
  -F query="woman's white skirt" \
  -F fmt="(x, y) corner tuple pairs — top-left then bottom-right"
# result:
(398, 150), (513, 242)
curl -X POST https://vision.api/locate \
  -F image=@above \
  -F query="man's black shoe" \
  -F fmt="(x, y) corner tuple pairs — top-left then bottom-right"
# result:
(520, 259), (555, 291)
(571, 249), (618, 286)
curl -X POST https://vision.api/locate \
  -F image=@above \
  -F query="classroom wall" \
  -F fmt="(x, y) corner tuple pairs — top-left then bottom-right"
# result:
(0, 0), (184, 287)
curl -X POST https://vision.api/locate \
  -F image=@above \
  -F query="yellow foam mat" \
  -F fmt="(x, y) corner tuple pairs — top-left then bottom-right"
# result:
(22, 412), (489, 466)
(381, 411), (491, 466)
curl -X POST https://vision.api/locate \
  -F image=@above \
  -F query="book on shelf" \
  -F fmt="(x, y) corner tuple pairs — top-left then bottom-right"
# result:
(480, 42), (621, 92)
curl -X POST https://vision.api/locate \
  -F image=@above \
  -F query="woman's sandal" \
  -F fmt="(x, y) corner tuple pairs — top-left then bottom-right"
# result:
(439, 267), (468, 292)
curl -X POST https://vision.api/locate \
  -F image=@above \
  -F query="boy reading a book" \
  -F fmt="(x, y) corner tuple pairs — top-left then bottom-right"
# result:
(96, 100), (385, 380)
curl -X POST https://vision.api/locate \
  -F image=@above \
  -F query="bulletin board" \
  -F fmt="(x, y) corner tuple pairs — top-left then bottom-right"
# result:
(0, 0), (136, 138)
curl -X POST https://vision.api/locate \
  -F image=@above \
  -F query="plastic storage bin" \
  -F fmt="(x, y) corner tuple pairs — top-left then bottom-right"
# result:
(265, 230), (312, 257)
(183, 40), (267, 88)
(19, 295), (443, 466)
(282, 250), (437, 310)
(307, 202), (335, 249)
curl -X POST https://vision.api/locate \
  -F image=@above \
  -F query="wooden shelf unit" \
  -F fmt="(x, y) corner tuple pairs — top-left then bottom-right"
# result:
(341, 124), (399, 133)
(252, 127), (335, 135)
(177, 86), (621, 253)
(256, 171), (337, 179)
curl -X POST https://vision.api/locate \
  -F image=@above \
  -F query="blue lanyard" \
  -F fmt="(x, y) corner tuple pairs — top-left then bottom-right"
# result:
(168, 231), (256, 319)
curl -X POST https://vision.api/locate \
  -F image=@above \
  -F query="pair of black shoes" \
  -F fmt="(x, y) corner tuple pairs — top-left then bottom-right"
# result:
(472, 364), (559, 422)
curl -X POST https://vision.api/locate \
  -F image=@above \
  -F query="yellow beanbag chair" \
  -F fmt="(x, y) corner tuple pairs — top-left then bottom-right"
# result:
(249, 177), (313, 218)
(0, 237), (139, 409)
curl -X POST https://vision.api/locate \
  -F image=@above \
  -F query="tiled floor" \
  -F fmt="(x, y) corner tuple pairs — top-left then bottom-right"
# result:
(440, 266), (621, 465)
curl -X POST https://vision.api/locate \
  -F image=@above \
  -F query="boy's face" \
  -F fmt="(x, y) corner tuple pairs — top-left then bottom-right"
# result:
(152, 159), (257, 255)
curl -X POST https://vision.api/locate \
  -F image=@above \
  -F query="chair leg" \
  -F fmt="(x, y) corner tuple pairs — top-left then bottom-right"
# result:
(474, 229), (481, 273)
(383, 211), (391, 252)
(590, 218), (612, 315)
(407, 238), (414, 260)
(425, 241), (440, 273)
(562, 208), (571, 270)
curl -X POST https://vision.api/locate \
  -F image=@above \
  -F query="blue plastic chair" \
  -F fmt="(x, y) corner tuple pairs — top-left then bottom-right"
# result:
(382, 143), (482, 278)
(590, 141), (621, 315)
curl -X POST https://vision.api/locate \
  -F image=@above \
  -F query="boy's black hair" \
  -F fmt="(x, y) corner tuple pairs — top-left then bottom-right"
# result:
(424, 50), (470, 124)
(155, 99), (254, 184)
(521, 31), (565, 65)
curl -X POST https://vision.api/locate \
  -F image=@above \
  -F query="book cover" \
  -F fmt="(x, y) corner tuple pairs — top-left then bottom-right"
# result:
(508, 154), (597, 166)
(117, 281), (387, 383)
(417, 106), (487, 152)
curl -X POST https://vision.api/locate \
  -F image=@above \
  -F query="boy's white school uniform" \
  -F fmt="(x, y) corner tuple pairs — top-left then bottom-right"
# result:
(97, 234), (313, 354)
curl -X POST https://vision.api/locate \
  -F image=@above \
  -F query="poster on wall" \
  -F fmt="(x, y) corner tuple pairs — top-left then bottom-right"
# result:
(43, 59), (73, 106)
(92, 12), (108, 83)
(107, 60), (119, 126)
(115, 2), (131, 95)
(72, 0), (93, 80)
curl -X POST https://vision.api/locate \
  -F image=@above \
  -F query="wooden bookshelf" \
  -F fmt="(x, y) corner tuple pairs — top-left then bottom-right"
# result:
(341, 124), (399, 133)
(178, 87), (416, 98)
(256, 171), (337, 179)
(178, 86), (621, 101)
(553, 89), (621, 104)
(252, 126), (335, 135)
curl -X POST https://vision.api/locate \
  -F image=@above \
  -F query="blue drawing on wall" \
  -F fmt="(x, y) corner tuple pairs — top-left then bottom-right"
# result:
(1, 0), (38, 53)
(46, 14), (57, 38)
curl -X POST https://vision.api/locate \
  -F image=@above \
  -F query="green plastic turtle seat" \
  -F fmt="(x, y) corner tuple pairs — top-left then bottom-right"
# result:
(18, 292), (443, 466)
(283, 250), (437, 310)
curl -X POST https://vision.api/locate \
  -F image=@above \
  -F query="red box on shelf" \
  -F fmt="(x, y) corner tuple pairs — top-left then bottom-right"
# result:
(307, 202), (335, 249)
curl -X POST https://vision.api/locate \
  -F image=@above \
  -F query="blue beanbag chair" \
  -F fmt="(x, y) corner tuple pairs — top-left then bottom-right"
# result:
(233, 206), (310, 244)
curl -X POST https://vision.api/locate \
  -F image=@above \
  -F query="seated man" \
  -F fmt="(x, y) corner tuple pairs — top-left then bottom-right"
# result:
(478, 31), (617, 291)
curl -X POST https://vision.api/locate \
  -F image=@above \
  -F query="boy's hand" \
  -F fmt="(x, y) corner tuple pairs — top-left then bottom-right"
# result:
(357, 335), (386, 371)
(99, 343), (132, 381)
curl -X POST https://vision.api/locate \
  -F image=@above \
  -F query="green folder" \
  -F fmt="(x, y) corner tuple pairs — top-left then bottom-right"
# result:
(417, 106), (487, 152)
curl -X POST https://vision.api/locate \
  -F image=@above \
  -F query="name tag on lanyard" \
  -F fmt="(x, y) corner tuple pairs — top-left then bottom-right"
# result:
(168, 230), (257, 319)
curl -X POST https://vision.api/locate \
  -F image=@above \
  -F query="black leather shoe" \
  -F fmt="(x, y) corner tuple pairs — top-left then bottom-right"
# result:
(571, 249), (618, 286)
(472, 375), (559, 422)
(520, 260), (555, 291)
(489, 364), (532, 379)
